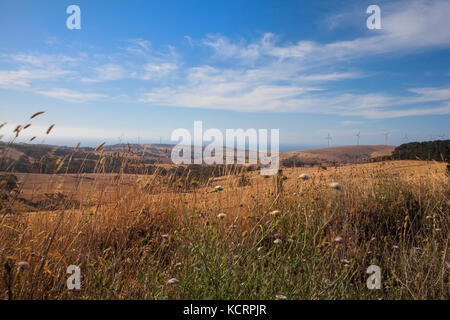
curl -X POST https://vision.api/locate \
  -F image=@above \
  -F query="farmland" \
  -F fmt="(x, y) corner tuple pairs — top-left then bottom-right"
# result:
(0, 157), (448, 299)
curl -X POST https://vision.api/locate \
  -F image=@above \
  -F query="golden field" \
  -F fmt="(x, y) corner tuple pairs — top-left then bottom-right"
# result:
(0, 159), (448, 299)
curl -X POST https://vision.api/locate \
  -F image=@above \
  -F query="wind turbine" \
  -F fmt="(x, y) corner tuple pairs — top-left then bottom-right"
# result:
(354, 131), (361, 146)
(401, 133), (409, 143)
(383, 132), (390, 145)
(325, 133), (332, 148)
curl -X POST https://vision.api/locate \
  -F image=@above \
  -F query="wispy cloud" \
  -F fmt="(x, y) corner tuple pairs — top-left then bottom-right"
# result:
(9, 53), (81, 67)
(126, 38), (152, 54)
(81, 64), (126, 83)
(251, 0), (450, 63)
(142, 75), (450, 118)
(138, 0), (450, 118)
(35, 88), (107, 103)
(0, 53), (81, 88)
(0, 0), (449, 120)
(0, 69), (70, 88)
(341, 120), (364, 126)
(139, 62), (178, 80)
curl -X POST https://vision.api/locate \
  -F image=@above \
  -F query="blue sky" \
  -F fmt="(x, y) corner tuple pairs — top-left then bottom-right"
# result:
(0, 0), (449, 150)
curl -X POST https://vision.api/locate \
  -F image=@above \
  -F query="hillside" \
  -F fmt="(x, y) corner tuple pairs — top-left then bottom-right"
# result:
(1, 159), (448, 299)
(281, 145), (395, 165)
(1, 142), (397, 172)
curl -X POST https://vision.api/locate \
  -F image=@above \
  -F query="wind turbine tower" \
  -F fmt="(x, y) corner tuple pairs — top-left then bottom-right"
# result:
(383, 132), (390, 145)
(325, 133), (332, 148)
(354, 131), (361, 146)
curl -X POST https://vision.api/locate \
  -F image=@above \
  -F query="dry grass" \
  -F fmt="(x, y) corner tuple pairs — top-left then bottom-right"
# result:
(0, 139), (449, 300)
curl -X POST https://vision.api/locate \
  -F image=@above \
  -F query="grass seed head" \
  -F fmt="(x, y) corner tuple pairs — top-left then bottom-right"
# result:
(30, 111), (45, 119)
(167, 278), (179, 285)
(329, 182), (343, 190)
(217, 213), (226, 219)
(299, 173), (309, 180)
(46, 124), (55, 135)
(334, 236), (344, 243)
(17, 261), (30, 272)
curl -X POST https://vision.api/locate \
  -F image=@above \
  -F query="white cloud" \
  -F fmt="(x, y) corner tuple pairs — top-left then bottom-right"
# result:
(406, 87), (450, 102)
(0, 53), (82, 88)
(82, 64), (126, 83)
(44, 37), (60, 46)
(142, 66), (450, 117)
(357, 103), (450, 119)
(199, 1), (450, 65)
(0, 69), (70, 88)
(132, 39), (151, 50)
(341, 120), (363, 126)
(8, 53), (82, 68)
(202, 34), (261, 61)
(36, 88), (107, 103)
(125, 38), (152, 55)
(299, 72), (363, 82)
(141, 65), (323, 112)
(184, 35), (194, 47)
(140, 62), (178, 80)
(138, 0), (450, 118)
(1, 0), (449, 120)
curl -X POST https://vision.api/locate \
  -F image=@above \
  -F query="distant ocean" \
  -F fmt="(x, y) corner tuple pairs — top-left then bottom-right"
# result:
(279, 144), (324, 152)
(23, 139), (326, 153)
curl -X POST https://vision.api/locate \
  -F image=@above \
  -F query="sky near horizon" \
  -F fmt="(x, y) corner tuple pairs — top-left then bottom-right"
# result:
(0, 0), (449, 150)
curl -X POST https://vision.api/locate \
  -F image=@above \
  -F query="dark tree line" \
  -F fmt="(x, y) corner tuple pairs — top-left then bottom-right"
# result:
(371, 140), (450, 173)
(391, 140), (449, 162)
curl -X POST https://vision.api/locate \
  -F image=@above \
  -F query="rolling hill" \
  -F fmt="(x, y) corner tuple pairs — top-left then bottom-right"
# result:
(281, 145), (395, 165)
(1, 142), (396, 172)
